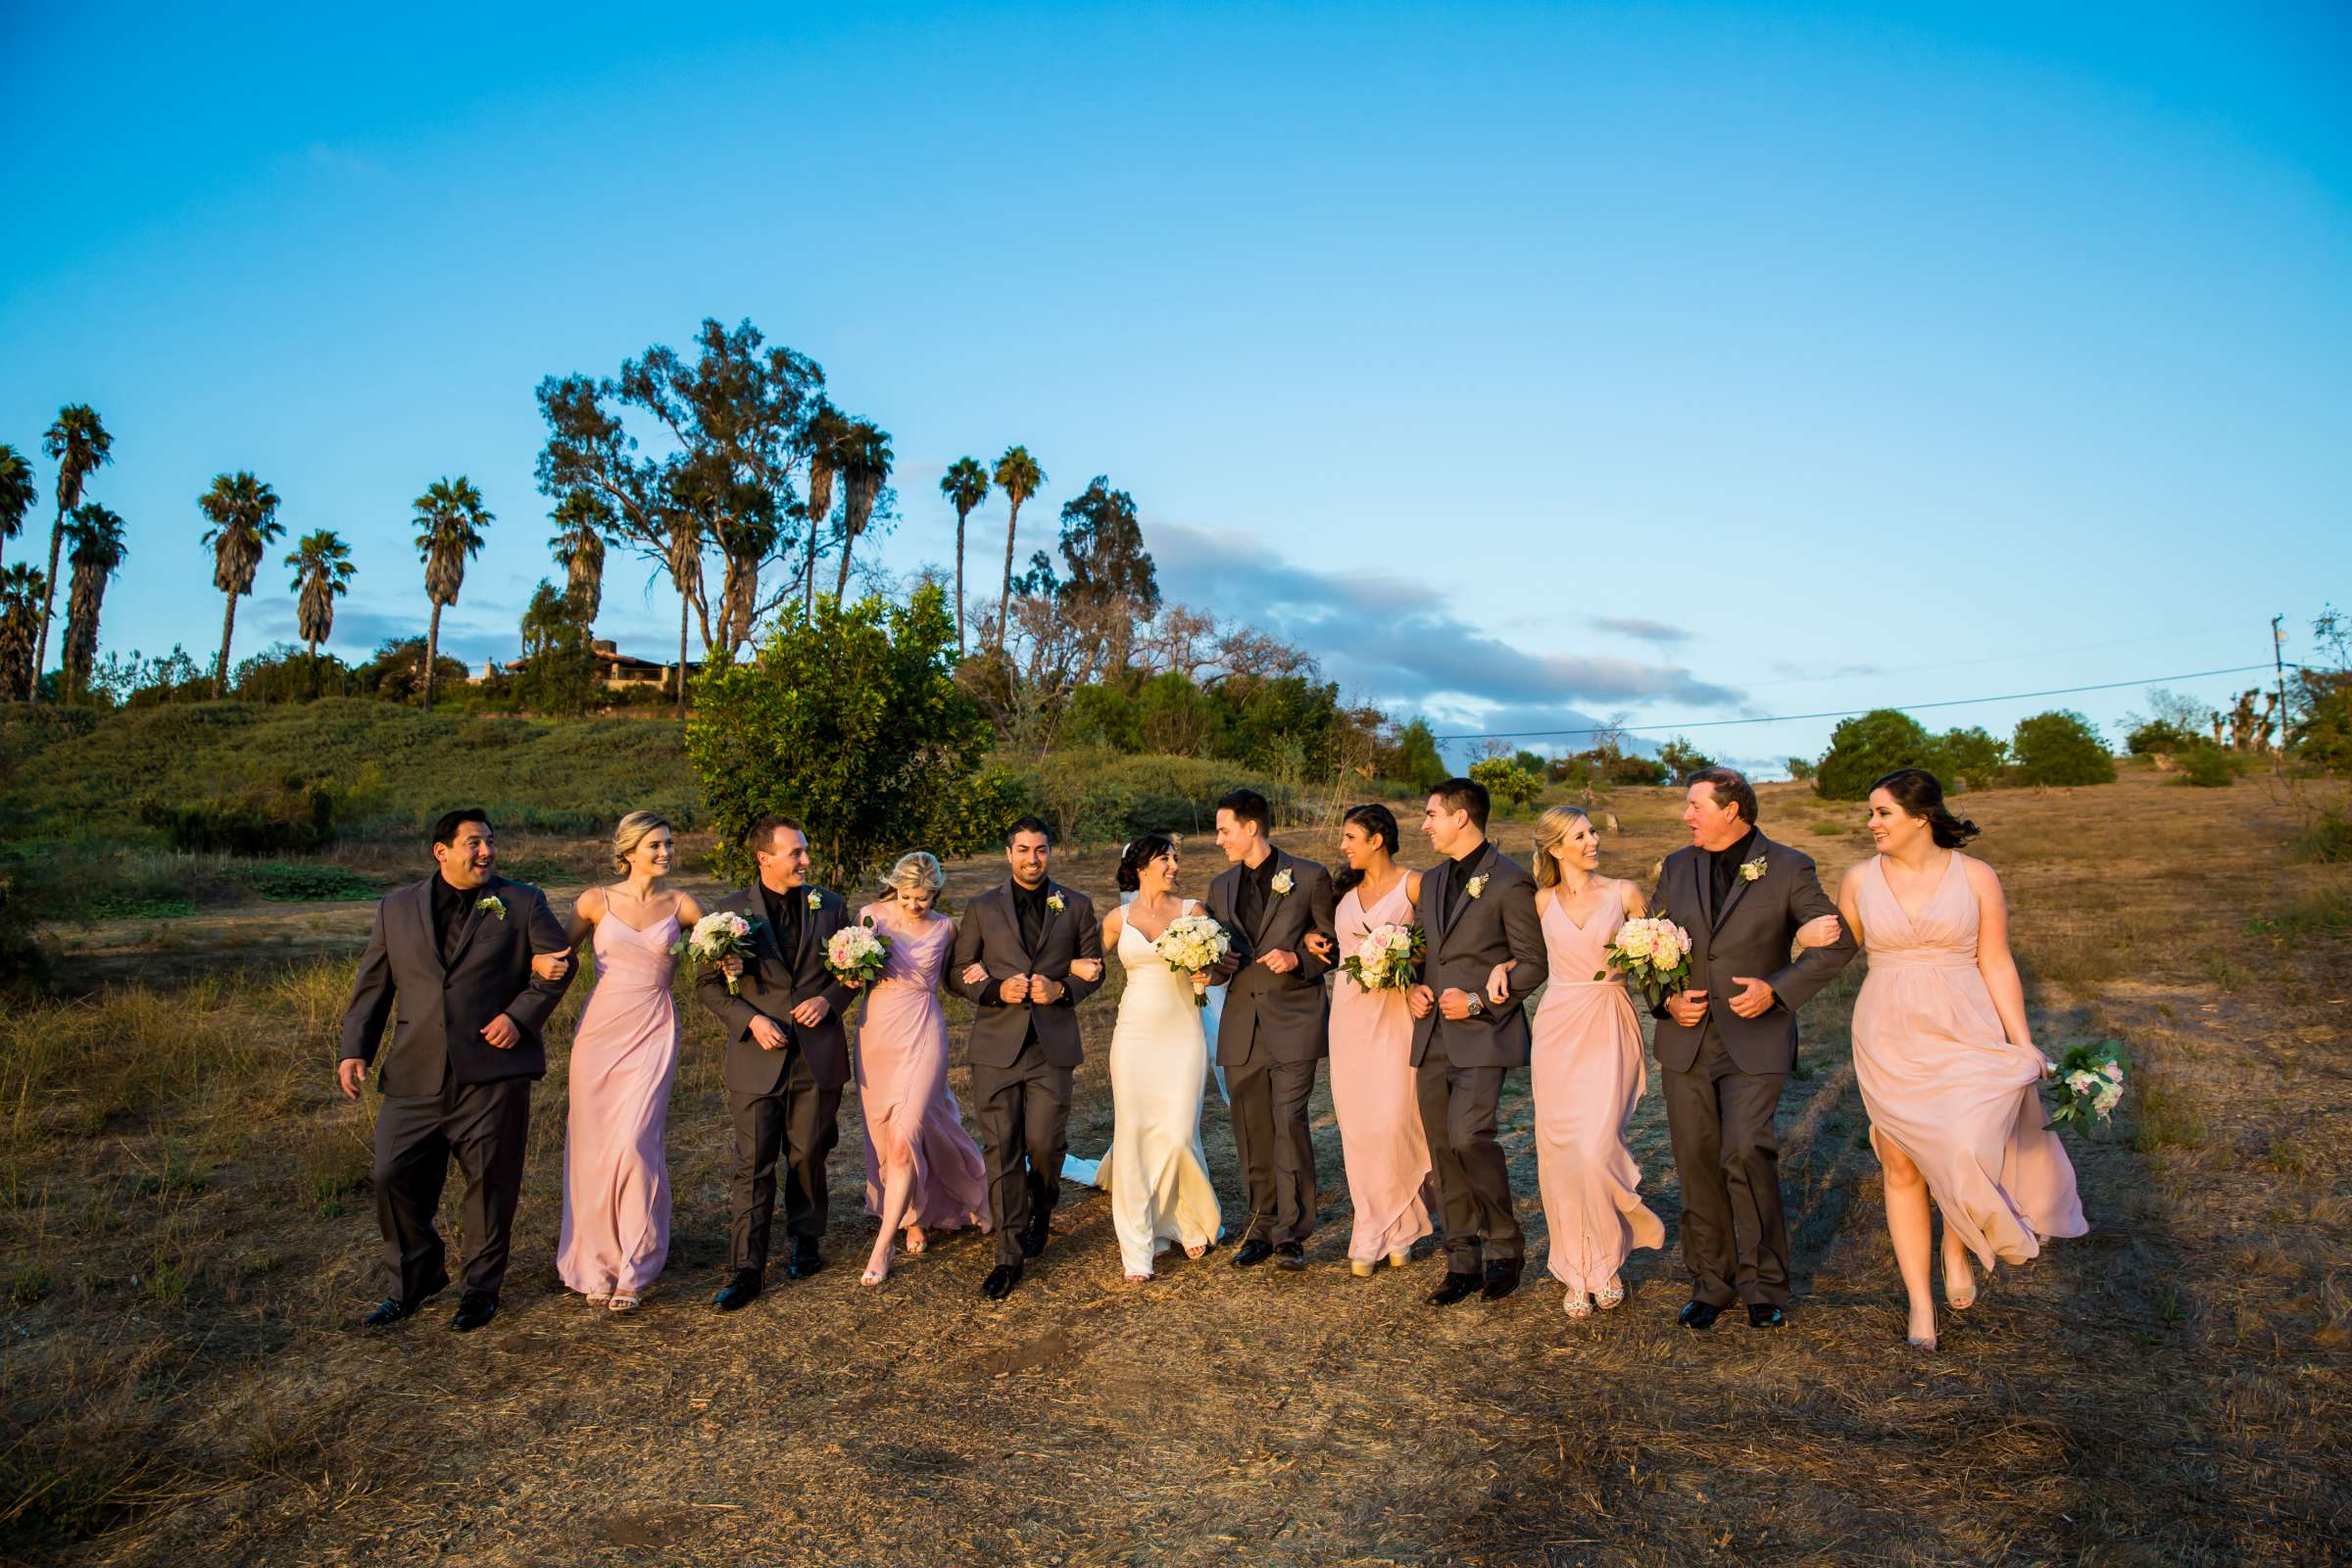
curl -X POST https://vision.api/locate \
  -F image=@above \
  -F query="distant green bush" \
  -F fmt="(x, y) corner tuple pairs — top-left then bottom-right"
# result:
(2126, 718), (2198, 757)
(1815, 710), (1941, 799)
(999, 751), (1299, 846)
(2010, 710), (2117, 787)
(2170, 741), (2241, 788)
(1469, 756), (1544, 814)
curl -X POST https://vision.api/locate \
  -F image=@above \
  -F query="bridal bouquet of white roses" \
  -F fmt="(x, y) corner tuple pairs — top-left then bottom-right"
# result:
(1343, 921), (1424, 993)
(2045, 1040), (2128, 1132)
(1153, 913), (1230, 1008)
(824, 919), (892, 989)
(1598, 915), (1695, 1010)
(672, 910), (759, 995)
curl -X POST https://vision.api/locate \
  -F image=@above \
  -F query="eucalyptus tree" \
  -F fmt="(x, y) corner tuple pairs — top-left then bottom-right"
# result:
(0, 443), (34, 570)
(547, 490), (610, 623)
(990, 445), (1044, 655)
(832, 418), (894, 600)
(0, 565), (44, 700)
(198, 470), (283, 696)
(939, 456), (989, 653)
(286, 528), (357, 691)
(413, 476), (492, 710)
(799, 400), (850, 610)
(35, 405), (113, 699)
(59, 503), (127, 702)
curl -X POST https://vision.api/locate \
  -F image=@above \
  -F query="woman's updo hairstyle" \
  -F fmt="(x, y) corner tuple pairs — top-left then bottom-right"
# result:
(1333, 803), (1400, 896)
(612, 810), (672, 875)
(1116, 833), (1179, 894)
(884, 850), (946, 904)
(1871, 768), (1981, 849)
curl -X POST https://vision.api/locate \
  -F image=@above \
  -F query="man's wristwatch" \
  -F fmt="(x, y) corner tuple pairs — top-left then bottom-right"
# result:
(1465, 997), (1486, 1018)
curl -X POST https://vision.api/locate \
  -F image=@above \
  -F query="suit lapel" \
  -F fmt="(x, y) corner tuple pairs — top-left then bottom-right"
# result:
(1004, 883), (1037, 967)
(447, 877), (505, 970)
(1691, 848), (1716, 931)
(1441, 842), (1492, 949)
(1247, 851), (1284, 948)
(794, 889), (822, 972)
(1423, 859), (1451, 950)
(1713, 835), (1766, 930)
(413, 880), (445, 972)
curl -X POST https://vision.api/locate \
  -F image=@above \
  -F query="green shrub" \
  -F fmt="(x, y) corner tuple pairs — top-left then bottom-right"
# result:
(1607, 752), (1670, 786)
(2127, 718), (2197, 757)
(1001, 751), (1298, 845)
(1935, 725), (2008, 790)
(2010, 710), (2116, 787)
(2171, 741), (2241, 789)
(1657, 736), (1713, 777)
(138, 776), (341, 856)
(230, 861), (380, 901)
(1814, 709), (1941, 799)
(1469, 756), (1544, 814)
(2299, 808), (2352, 864)
(1785, 756), (1817, 783)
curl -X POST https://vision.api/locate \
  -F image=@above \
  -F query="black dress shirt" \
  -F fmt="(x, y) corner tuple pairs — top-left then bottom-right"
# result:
(1012, 879), (1051, 955)
(1236, 848), (1281, 933)
(430, 873), (470, 961)
(1706, 826), (1760, 911)
(760, 881), (805, 962)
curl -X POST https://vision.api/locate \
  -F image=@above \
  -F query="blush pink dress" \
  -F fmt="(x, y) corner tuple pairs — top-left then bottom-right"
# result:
(557, 909), (680, 1298)
(1851, 855), (2086, 1267)
(1327, 878), (1435, 1263)
(1530, 884), (1665, 1296)
(854, 906), (988, 1236)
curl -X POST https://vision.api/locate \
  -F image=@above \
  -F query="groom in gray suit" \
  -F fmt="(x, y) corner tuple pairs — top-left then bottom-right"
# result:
(338, 808), (575, 1332)
(1649, 767), (1856, 1330)
(1205, 789), (1337, 1269)
(1408, 777), (1547, 1304)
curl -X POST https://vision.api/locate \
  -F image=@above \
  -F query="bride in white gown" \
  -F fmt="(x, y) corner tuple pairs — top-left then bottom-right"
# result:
(1098, 834), (1223, 1282)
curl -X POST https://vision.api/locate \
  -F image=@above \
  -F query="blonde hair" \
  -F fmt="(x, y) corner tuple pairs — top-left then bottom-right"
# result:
(612, 810), (673, 875)
(884, 851), (946, 902)
(1531, 805), (1592, 890)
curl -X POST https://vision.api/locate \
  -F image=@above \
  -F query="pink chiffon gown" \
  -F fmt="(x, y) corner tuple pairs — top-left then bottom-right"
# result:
(1851, 854), (2086, 1267)
(854, 907), (989, 1236)
(1327, 878), (1434, 1263)
(557, 910), (679, 1298)
(1529, 884), (1664, 1296)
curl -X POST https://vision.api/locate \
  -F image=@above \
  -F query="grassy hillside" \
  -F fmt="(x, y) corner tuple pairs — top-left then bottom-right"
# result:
(0, 701), (700, 840)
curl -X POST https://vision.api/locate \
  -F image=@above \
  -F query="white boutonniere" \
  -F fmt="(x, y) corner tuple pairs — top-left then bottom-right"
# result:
(1270, 869), (1295, 897)
(1740, 856), (1768, 883)
(806, 890), (823, 911)
(1046, 893), (1066, 914)
(1465, 874), (1489, 900)
(474, 895), (506, 921)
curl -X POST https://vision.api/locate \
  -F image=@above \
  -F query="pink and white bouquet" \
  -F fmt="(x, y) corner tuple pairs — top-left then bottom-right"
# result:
(823, 919), (892, 989)
(1343, 921), (1424, 994)
(1598, 915), (1695, 1010)
(2045, 1040), (2128, 1132)
(673, 910), (759, 995)
(1153, 913), (1230, 1008)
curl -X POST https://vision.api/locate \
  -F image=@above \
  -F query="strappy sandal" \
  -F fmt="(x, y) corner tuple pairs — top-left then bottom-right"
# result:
(1562, 1291), (1593, 1320)
(584, 1291), (612, 1306)
(905, 1228), (927, 1256)
(1595, 1277), (1626, 1310)
(607, 1293), (640, 1313)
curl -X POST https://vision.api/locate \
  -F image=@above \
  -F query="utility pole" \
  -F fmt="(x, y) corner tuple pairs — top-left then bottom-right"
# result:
(2274, 613), (2290, 770)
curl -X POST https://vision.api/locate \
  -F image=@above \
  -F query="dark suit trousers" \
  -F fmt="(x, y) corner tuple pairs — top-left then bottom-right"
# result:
(728, 1047), (843, 1272)
(1226, 1049), (1319, 1245)
(1660, 1025), (1789, 1307)
(1414, 1041), (1520, 1268)
(969, 1035), (1073, 1266)
(371, 1071), (532, 1304)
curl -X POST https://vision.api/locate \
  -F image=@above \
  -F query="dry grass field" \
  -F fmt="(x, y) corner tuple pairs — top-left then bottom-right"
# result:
(4, 771), (2348, 1566)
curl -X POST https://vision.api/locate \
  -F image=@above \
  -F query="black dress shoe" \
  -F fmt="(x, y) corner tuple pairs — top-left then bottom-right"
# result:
(1018, 1216), (1050, 1259)
(450, 1293), (499, 1332)
(1679, 1299), (1724, 1331)
(1429, 1270), (1483, 1306)
(362, 1298), (414, 1329)
(981, 1262), (1023, 1300)
(785, 1242), (825, 1280)
(1746, 1303), (1787, 1329)
(1480, 1258), (1523, 1300)
(711, 1269), (763, 1311)
(1233, 1238), (1275, 1268)
(1273, 1242), (1307, 1271)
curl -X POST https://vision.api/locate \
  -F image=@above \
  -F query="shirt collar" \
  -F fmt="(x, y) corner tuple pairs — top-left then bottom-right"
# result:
(1709, 826), (1759, 865)
(1450, 839), (1489, 877)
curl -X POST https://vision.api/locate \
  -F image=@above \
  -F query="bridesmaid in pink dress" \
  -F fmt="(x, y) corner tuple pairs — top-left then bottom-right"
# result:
(1837, 768), (2086, 1350)
(549, 811), (707, 1312)
(852, 852), (990, 1286)
(1526, 807), (1666, 1318)
(1326, 805), (1435, 1276)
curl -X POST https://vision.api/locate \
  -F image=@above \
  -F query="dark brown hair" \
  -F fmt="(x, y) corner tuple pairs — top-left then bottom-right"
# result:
(1116, 833), (1179, 894)
(1430, 777), (1490, 832)
(1871, 768), (1981, 848)
(1333, 804), (1400, 896)
(1686, 766), (1758, 825)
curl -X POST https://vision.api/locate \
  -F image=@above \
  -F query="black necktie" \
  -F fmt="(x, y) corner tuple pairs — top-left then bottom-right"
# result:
(1016, 887), (1046, 955)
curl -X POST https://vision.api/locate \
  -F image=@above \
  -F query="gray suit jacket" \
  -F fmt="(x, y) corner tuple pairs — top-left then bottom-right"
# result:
(1205, 847), (1337, 1067)
(1409, 840), (1547, 1069)
(947, 880), (1104, 1069)
(696, 884), (857, 1094)
(339, 875), (575, 1098)
(1647, 833), (1856, 1075)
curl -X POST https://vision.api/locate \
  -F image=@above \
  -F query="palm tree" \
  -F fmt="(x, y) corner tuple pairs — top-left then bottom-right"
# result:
(800, 402), (850, 610)
(939, 457), (990, 653)
(991, 445), (1044, 654)
(832, 419), (894, 600)
(547, 491), (609, 623)
(60, 504), (127, 703)
(35, 405), (114, 701)
(0, 564), (44, 701)
(0, 443), (35, 571)
(413, 476), (493, 711)
(198, 471), (283, 697)
(285, 529), (356, 693)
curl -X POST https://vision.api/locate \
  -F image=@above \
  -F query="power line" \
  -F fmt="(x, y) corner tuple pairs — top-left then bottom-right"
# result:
(1434, 662), (2296, 743)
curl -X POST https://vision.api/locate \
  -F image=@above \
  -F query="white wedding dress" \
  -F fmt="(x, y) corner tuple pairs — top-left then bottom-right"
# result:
(1103, 903), (1223, 1276)
(1062, 896), (1225, 1194)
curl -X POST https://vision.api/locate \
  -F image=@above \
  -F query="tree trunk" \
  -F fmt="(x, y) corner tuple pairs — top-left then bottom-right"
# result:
(833, 532), (855, 601)
(31, 502), (66, 704)
(996, 499), (1023, 653)
(423, 600), (443, 710)
(215, 591), (239, 698)
(676, 591), (689, 721)
(307, 637), (318, 699)
(955, 507), (967, 654)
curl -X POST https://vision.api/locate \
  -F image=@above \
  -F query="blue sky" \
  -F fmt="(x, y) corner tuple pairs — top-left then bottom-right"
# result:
(4, 2), (2346, 772)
